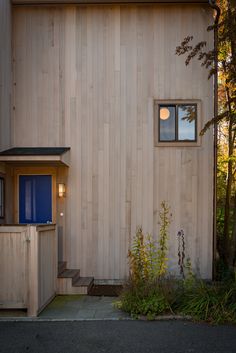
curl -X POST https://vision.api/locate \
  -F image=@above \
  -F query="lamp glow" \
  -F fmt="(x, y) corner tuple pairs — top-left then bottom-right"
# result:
(160, 107), (170, 120)
(58, 183), (66, 197)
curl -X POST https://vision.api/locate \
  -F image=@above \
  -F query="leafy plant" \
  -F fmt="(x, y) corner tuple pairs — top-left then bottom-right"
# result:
(157, 201), (170, 278)
(178, 280), (236, 324)
(184, 257), (195, 286)
(128, 202), (171, 284)
(177, 230), (195, 286)
(176, 0), (236, 275)
(118, 200), (236, 324)
(177, 230), (186, 278)
(115, 279), (174, 319)
(128, 227), (149, 284)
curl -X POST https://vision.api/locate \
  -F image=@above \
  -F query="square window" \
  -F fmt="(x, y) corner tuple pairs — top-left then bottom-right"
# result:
(0, 177), (4, 218)
(156, 102), (198, 144)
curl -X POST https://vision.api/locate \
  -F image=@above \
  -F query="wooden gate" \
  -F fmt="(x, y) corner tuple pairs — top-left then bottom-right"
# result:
(0, 227), (29, 308)
(0, 225), (57, 316)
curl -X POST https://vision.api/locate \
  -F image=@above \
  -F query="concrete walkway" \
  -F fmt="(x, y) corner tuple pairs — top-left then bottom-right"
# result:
(39, 295), (130, 320)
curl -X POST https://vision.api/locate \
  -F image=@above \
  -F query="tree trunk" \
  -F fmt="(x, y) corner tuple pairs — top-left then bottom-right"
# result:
(232, 190), (236, 267)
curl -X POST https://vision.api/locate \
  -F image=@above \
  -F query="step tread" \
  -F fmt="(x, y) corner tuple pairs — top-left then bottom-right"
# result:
(73, 277), (94, 287)
(58, 269), (80, 278)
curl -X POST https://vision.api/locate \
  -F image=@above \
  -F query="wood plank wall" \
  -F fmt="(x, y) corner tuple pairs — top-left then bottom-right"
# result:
(0, 0), (11, 151)
(12, 4), (213, 279)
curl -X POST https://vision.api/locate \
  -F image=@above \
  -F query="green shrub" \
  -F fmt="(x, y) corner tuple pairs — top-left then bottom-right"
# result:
(117, 201), (236, 324)
(116, 277), (236, 323)
(128, 201), (171, 284)
(215, 258), (236, 282)
(128, 227), (152, 284)
(116, 280), (174, 319)
(118, 202), (174, 319)
(157, 202), (170, 278)
(178, 280), (236, 324)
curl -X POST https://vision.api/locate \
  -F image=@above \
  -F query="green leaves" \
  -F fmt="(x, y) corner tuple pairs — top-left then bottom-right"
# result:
(157, 201), (170, 278)
(116, 280), (173, 318)
(178, 280), (236, 324)
(128, 202), (171, 284)
(119, 199), (236, 324)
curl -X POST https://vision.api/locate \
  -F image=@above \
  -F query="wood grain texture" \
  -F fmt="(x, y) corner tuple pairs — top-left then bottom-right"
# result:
(38, 226), (57, 310)
(57, 276), (93, 295)
(0, 0), (11, 151)
(12, 4), (213, 279)
(0, 225), (57, 316)
(0, 228), (29, 308)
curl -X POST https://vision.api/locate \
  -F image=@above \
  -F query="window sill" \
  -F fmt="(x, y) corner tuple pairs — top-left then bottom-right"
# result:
(155, 140), (201, 147)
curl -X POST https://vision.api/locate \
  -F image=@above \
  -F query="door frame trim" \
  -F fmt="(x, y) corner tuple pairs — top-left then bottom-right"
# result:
(14, 167), (57, 224)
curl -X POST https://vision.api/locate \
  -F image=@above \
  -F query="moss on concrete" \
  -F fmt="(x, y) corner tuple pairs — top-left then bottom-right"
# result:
(46, 295), (84, 309)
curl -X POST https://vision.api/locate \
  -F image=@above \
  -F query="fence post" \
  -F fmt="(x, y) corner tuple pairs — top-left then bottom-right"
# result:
(27, 225), (39, 317)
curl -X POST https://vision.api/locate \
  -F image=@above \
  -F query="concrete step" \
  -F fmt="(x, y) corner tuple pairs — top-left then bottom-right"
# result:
(57, 267), (94, 295)
(58, 269), (81, 285)
(88, 284), (123, 296)
(73, 277), (94, 295)
(58, 261), (67, 276)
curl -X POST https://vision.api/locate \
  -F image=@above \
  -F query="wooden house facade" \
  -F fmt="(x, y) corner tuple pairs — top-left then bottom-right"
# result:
(0, 0), (214, 283)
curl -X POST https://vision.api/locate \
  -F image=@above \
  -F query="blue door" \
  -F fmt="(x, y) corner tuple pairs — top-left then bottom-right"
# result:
(19, 175), (52, 224)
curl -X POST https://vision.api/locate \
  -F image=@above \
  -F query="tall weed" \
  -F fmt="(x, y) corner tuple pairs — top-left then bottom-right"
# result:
(118, 203), (236, 324)
(128, 201), (171, 284)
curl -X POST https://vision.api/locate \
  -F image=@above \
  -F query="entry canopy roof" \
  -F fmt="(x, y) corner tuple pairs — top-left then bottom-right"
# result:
(0, 147), (70, 166)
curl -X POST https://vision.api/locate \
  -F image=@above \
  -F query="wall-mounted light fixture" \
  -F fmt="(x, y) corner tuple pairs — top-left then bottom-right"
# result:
(160, 107), (170, 120)
(58, 183), (66, 198)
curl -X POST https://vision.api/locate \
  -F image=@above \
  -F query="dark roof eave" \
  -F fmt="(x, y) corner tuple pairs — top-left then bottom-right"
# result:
(0, 147), (70, 156)
(0, 147), (71, 166)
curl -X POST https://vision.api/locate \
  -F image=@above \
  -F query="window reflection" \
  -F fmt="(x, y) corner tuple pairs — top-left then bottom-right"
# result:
(159, 106), (175, 141)
(178, 105), (196, 141)
(158, 103), (197, 142)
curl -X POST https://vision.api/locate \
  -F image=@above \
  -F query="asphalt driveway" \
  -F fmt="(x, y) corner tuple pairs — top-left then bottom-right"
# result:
(0, 320), (235, 353)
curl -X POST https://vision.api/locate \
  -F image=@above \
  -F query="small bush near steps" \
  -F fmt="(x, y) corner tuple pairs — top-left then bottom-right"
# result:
(116, 279), (176, 320)
(115, 202), (236, 324)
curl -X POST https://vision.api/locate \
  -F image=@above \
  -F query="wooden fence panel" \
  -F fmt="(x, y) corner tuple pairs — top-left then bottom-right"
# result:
(38, 225), (57, 310)
(0, 225), (57, 316)
(0, 227), (28, 308)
